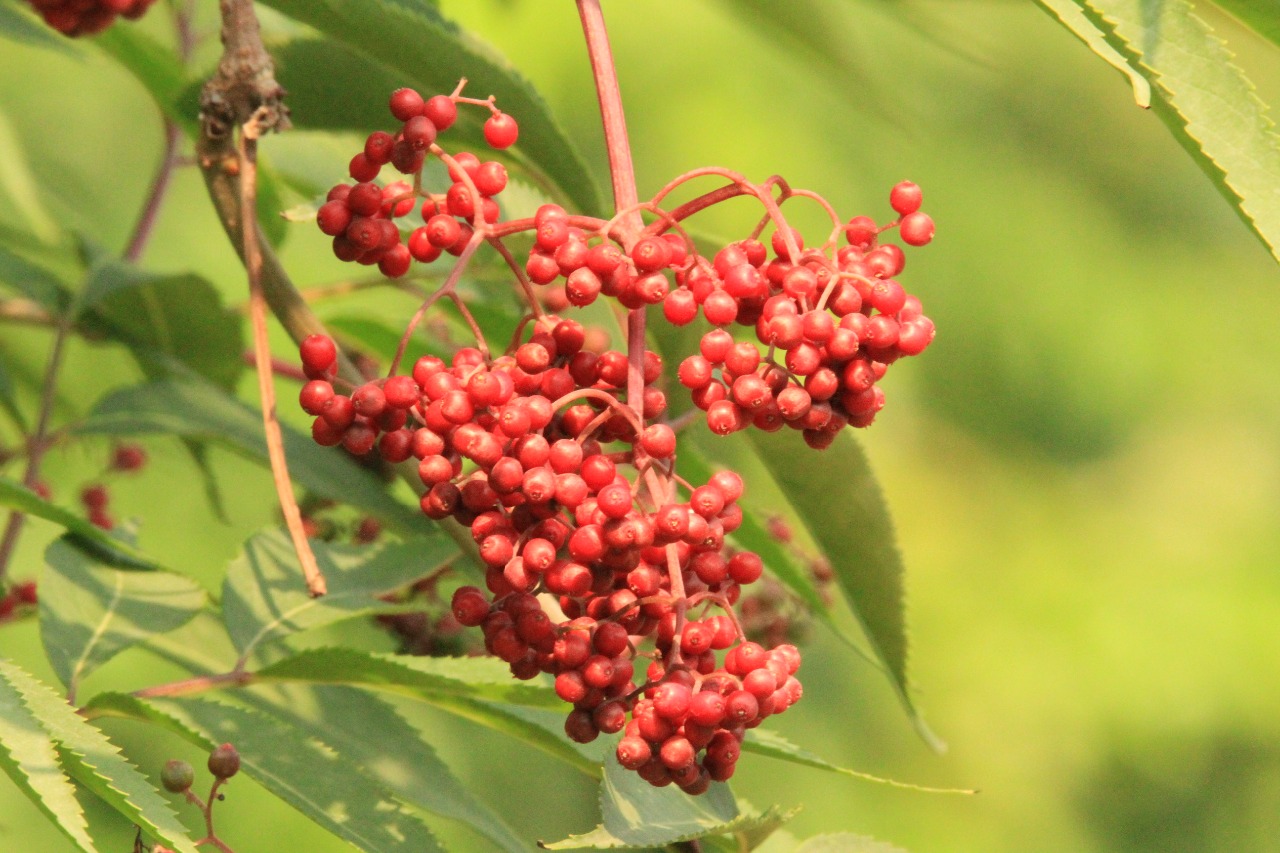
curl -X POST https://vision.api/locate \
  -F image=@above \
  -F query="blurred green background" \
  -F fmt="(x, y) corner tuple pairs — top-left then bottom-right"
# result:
(3, 0), (1280, 851)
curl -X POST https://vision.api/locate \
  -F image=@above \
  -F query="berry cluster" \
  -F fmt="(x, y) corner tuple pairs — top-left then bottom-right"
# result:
(316, 85), (518, 278)
(0, 581), (37, 624)
(298, 316), (801, 792)
(26, 0), (156, 36)
(666, 186), (935, 444)
(75, 442), (149, 531)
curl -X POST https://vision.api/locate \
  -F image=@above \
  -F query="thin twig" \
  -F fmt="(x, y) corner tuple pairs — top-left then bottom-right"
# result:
(240, 116), (326, 597)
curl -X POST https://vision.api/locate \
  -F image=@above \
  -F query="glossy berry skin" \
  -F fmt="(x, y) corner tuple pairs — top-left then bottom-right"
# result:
(483, 113), (519, 149)
(889, 181), (923, 215)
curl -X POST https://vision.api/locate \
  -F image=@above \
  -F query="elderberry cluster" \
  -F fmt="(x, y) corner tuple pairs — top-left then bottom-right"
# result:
(26, 0), (156, 36)
(297, 316), (802, 792)
(316, 86), (518, 278)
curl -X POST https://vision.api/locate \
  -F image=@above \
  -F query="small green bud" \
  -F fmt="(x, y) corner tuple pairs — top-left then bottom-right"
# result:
(160, 759), (194, 793)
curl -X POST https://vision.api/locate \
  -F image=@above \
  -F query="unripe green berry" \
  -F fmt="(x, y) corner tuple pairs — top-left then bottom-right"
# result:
(161, 759), (194, 793)
(207, 743), (240, 779)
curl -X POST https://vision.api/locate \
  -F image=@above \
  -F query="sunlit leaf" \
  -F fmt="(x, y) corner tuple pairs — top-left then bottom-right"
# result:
(1032, 0), (1151, 107)
(0, 479), (163, 570)
(222, 528), (456, 661)
(0, 659), (198, 853)
(1056, 0), (1280, 264)
(88, 693), (443, 853)
(255, 646), (560, 709)
(541, 804), (797, 851)
(1210, 1), (1280, 51)
(0, 664), (95, 852)
(39, 536), (205, 698)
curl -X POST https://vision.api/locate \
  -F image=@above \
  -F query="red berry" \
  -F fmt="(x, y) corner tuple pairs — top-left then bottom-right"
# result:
(389, 88), (425, 122)
(899, 211), (935, 246)
(299, 334), (337, 378)
(483, 112), (519, 149)
(423, 95), (457, 131)
(889, 181), (923, 215)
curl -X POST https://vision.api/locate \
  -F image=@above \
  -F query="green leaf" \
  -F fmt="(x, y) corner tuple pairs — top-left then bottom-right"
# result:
(80, 261), (245, 390)
(1211, 1), (1280, 50)
(430, 697), (602, 777)
(257, 1), (604, 216)
(0, 0), (81, 55)
(0, 236), (73, 312)
(250, 685), (528, 853)
(793, 833), (910, 853)
(0, 104), (60, 242)
(0, 478), (164, 571)
(599, 750), (737, 845)
(743, 729), (974, 794)
(1058, 0), (1280, 264)
(74, 378), (426, 532)
(0, 659), (199, 853)
(741, 429), (942, 752)
(1032, 0), (1151, 107)
(89, 693), (443, 853)
(39, 536), (205, 698)
(0, 663), (96, 852)
(542, 805), (797, 851)
(90, 25), (193, 130)
(255, 646), (561, 709)
(222, 528), (456, 660)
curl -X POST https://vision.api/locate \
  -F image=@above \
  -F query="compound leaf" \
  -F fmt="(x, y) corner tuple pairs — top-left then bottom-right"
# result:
(0, 659), (198, 853)
(222, 528), (456, 661)
(39, 536), (205, 698)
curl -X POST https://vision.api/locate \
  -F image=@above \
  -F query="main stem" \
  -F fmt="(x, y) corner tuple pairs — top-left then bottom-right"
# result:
(576, 0), (647, 422)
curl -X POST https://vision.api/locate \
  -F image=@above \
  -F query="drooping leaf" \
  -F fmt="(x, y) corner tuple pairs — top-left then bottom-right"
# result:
(0, 659), (199, 853)
(222, 528), (457, 661)
(39, 536), (205, 698)
(743, 729), (974, 794)
(793, 833), (911, 853)
(249, 685), (528, 853)
(0, 479), (164, 570)
(541, 804), (797, 851)
(0, 663), (96, 853)
(80, 261), (245, 390)
(74, 378), (425, 532)
(1032, 0), (1151, 106)
(1054, 0), (1280, 264)
(257, 0), (604, 216)
(742, 429), (942, 752)
(255, 646), (560, 709)
(88, 693), (443, 853)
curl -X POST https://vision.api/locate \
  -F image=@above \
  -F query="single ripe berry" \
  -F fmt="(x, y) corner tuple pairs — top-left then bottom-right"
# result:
(207, 743), (240, 779)
(111, 443), (147, 472)
(899, 211), (935, 247)
(484, 112), (519, 149)
(389, 88), (425, 122)
(160, 759), (194, 793)
(889, 181), (923, 215)
(300, 334), (337, 378)
(423, 95), (457, 131)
